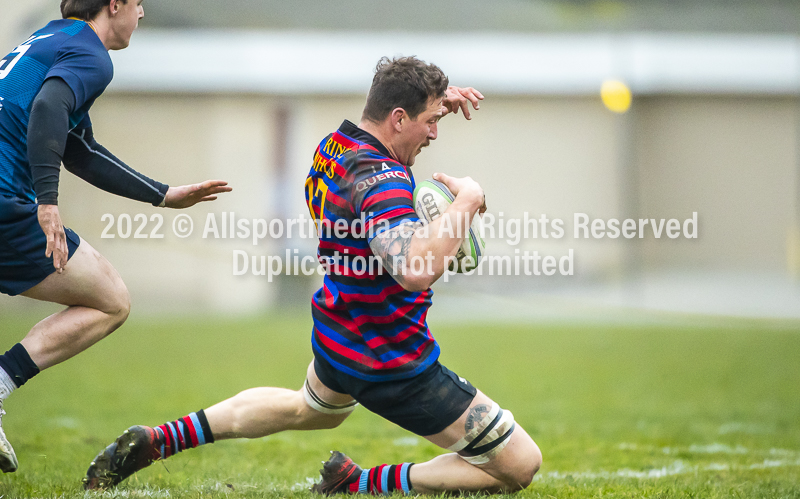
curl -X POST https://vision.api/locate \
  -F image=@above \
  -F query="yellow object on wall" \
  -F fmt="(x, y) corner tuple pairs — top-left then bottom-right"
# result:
(601, 80), (632, 113)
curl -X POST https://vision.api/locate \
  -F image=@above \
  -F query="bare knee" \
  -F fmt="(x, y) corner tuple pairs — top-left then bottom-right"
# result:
(498, 440), (542, 492)
(514, 444), (542, 490)
(105, 283), (131, 330)
(84, 245), (131, 329)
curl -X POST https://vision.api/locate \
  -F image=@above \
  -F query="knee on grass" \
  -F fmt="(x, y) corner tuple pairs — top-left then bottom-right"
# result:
(495, 443), (542, 492)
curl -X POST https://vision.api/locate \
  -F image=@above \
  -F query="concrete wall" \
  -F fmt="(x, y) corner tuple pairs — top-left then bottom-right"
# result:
(634, 96), (798, 272)
(0, 2), (59, 54)
(1, 92), (797, 313)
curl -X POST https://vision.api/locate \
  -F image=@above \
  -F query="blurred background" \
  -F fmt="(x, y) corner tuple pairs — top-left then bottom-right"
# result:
(1, 0), (799, 321)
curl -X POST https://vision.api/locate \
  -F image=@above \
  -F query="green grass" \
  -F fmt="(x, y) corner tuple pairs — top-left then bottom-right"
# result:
(1, 311), (799, 498)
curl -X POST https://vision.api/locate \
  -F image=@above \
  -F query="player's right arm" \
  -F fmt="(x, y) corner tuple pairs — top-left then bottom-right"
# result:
(28, 78), (231, 271)
(27, 77), (77, 273)
(368, 173), (484, 292)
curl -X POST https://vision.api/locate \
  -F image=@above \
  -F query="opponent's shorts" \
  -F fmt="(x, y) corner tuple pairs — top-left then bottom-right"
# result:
(0, 194), (81, 296)
(314, 355), (477, 436)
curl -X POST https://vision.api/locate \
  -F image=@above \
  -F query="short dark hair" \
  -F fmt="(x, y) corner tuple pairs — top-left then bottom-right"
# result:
(362, 56), (449, 123)
(61, 0), (127, 21)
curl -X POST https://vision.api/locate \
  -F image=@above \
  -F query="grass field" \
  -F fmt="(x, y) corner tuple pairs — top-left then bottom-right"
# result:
(0, 311), (799, 498)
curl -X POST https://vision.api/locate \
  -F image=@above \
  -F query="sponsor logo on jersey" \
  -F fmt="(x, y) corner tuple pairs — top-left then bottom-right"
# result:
(355, 170), (410, 192)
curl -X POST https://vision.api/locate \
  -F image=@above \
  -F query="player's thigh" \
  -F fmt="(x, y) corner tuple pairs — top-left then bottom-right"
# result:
(21, 238), (129, 313)
(302, 359), (358, 425)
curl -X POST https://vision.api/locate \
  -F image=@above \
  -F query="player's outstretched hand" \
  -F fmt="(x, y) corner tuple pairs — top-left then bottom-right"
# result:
(37, 204), (68, 273)
(442, 86), (484, 120)
(433, 172), (487, 214)
(163, 180), (232, 209)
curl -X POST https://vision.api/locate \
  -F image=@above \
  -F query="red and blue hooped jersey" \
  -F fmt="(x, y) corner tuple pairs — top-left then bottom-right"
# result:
(306, 120), (439, 382)
(0, 19), (112, 203)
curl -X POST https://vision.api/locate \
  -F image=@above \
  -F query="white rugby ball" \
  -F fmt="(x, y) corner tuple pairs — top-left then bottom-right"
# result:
(412, 178), (485, 273)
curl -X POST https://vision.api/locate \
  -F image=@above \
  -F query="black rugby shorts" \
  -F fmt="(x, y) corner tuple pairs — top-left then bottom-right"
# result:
(314, 355), (477, 436)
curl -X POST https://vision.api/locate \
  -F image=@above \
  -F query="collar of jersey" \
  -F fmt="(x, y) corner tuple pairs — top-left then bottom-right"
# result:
(66, 17), (97, 33)
(338, 120), (395, 163)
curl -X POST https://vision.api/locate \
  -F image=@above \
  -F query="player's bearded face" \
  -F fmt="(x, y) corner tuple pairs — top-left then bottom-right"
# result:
(397, 97), (443, 166)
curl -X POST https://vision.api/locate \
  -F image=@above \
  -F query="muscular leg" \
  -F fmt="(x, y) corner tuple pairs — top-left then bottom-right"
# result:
(204, 360), (354, 439)
(409, 391), (542, 494)
(84, 359), (354, 489)
(1, 239), (129, 473)
(18, 239), (131, 370)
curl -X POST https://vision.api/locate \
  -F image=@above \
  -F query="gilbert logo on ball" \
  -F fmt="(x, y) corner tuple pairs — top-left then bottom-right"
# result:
(412, 178), (486, 273)
(601, 80), (632, 113)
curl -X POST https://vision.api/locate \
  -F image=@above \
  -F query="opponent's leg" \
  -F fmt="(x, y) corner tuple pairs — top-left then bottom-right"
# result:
(18, 239), (131, 369)
(0, 240), (130, 473)
(85, 360), (356, 489)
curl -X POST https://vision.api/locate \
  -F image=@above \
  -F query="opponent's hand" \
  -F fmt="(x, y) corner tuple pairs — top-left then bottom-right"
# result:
(442, 86), (484, 120)
(163, 180), (232, 209)
(433, 172), (487, 214)
(37, 204), (68, 273)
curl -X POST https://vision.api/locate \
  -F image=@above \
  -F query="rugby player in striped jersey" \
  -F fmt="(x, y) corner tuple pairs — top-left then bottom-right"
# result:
(84, 56), (541, 495)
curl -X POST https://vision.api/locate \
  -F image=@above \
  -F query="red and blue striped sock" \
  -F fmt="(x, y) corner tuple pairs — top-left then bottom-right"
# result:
(154, 410), (214, 459)
(347, 463), (413, 495)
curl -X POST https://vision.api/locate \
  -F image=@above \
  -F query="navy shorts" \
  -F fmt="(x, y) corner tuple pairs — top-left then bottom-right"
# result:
(314, 355), (477, 436)
(0, 194), (81, 296)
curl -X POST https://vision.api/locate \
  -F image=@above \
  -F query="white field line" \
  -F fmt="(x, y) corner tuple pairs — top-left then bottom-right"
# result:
(539, 443), (800, 481)
(718, 422), (775, 435)
(618, 442), (798, 456)
(540, 458), (800, 481)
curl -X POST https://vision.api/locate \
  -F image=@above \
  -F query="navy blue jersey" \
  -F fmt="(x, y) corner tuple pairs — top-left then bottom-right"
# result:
(0, 19), (112, 203)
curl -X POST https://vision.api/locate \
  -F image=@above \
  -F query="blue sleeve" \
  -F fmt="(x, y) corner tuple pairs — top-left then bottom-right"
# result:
(46, 35), (112, 111)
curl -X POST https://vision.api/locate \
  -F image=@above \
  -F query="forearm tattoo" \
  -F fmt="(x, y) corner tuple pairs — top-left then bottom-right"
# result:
(369, 221), (423, 285)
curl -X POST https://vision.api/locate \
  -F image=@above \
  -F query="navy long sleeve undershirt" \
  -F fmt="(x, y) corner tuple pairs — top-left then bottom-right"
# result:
(27, 77), (169, 206)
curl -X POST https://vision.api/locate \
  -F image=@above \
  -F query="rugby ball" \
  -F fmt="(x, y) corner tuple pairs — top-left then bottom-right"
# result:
(413, 179), (485, 273)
